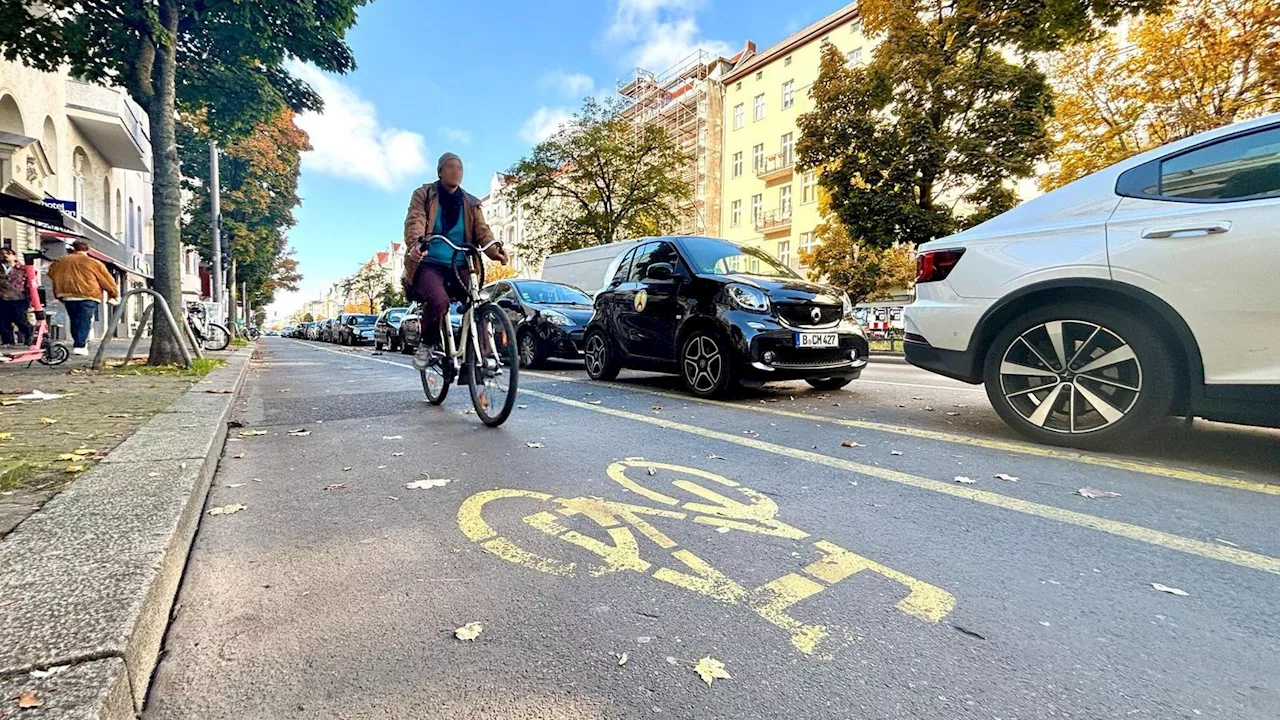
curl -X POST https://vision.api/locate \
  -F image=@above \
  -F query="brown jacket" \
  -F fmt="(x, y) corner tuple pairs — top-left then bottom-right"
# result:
(402, 182), (495, 287)
(48, 252), (119, 301)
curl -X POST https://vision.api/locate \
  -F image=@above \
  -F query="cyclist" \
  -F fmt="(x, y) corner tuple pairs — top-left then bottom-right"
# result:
(402, 152), (507, 370)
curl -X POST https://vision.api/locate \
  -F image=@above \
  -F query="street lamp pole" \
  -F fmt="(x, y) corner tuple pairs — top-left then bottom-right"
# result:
(209, 141), (223, 323)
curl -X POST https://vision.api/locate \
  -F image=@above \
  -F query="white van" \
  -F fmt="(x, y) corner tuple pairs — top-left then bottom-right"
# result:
(539, 239), (644, 296)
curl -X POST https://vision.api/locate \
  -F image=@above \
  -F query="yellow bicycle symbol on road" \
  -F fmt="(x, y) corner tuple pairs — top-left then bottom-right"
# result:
(457, 460), (955, 657)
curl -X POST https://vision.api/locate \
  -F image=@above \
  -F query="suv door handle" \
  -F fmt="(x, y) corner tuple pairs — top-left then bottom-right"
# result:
(1141, 222), (1231, 239)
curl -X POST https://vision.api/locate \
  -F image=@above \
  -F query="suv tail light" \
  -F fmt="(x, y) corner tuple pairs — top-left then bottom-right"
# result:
(916, 248), (965, 284)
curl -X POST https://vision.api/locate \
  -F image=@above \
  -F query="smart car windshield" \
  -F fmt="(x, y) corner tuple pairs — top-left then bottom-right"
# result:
(683, 238), (799, 279)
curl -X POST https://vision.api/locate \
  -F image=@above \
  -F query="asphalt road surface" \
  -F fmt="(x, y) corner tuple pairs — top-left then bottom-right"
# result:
(144, 338), (1280, 719)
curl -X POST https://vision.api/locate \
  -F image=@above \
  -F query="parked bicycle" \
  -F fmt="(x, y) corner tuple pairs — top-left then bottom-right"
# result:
(418, 234), (519, 427)
(186, 302), (231, 351)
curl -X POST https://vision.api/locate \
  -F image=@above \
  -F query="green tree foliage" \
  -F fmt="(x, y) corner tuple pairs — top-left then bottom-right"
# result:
(378, 282), (407, 311)
(797, 0), (1161, 250)
(302, 312), (315, 323)
(508, 98), (692, 260)
(344, 263), (384, 315)
(803, 195), (916, 304)
(0, 0), (366, 363)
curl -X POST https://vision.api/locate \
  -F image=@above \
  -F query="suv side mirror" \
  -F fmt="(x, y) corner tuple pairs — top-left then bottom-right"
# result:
(646, 262), (675, 282)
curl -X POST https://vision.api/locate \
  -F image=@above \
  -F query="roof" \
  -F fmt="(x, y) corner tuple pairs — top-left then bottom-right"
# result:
(723, 3), (860, 83)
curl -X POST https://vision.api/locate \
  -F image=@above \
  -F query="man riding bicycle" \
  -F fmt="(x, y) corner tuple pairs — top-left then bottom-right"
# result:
(402, 152), (508, 371)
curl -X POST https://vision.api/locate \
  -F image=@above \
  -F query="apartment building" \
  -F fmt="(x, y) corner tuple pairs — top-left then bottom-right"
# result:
(719, 4), (870, 269)
(483, 172), (539, 278)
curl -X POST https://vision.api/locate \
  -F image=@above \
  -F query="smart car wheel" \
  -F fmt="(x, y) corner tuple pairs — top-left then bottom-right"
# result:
(518, 329), (546, 369)
(983, 303), (1174, 450)
(680, 330), (734, 399)
(584, 330), (620, 381)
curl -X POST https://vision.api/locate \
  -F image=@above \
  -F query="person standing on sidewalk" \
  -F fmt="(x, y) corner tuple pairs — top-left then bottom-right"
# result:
(0, 247), (33, 348)
(48, 240), (118, 355)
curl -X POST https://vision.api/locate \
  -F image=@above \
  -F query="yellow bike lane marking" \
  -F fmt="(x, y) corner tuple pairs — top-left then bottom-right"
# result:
(457, 460), (955, 657)
(526, 371), (1280, 497)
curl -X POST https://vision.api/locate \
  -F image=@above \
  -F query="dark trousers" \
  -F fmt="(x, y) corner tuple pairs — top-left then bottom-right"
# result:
(0, 299), (31, 345)
(64, 300), (99, 348)
(413, 263), (468, 347)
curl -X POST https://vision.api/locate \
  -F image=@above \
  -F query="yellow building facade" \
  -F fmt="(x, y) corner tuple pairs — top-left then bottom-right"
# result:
(718, 5), (871, 270)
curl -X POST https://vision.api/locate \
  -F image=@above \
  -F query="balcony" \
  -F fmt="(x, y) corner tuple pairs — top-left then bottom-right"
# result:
(65, 79), (151, 172)
(755, 209), (792, 235)
(755, 152), (794, 182)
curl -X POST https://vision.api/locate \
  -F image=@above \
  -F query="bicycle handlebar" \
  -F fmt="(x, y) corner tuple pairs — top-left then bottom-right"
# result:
(421, 234), (503, 254)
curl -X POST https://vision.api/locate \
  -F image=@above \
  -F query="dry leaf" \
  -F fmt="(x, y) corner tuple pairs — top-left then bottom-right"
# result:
(208, 504), (247, 516)
(383, 435), (403, 440)
(707, 454), (726, 460)
(953, 476), (975, 484)
(912, 396), (924, 401)
(392, 452), (405, 457)
(1151, 583), (1188, 596)
(288, 430), (311, 437)
(64, 465), (86, 473)
(647, 467), (656, 476)
(56, 453), (78, 461)
(17, 691), (41, 708)
(72, 448), (95, 456)
(342, 466), (353, 472)
(454, 621), (483, 641)
(1077, 487), (1121, 499)
(377, 465), (387, 469)
(1, 399), (23, 407)
(715, 526), (731, 534)
(617, 652), (629, 666)
(239, 429), (267, 437)
(39, 417), (58, 425)
(890, 450), (903, 456)
(840, 440), (864, 448)
(232, 453), (245, 459)
(205, 389), (233, 394)
(526, 442), (545, 449)
(994, 473), (1019, 482)
(651, 405), (663, 412)
(325, 484), (346, 491)
(517, 404), (528, 409)
(946, 411), (960, 416)
(226, 483), (246, 488)
(588, 400), (603, 405)
(0, 432), (12, 440)
(406, 477), (451, 489)
(923, 406), (935, 412)
(693, 656), (731, 687)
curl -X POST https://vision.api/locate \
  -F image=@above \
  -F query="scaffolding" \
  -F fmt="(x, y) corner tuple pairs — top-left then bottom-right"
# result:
(616, 49), (726, 237)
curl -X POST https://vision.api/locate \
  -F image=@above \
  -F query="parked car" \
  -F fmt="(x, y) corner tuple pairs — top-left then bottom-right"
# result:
(541, 238), (643, 297)
(400, 302), (464, 353)
(320, 317), (343, 343)
(338, 313), (377, 346)
(905, 112), (1280, 449)
(489, 279), (593, 367)
(303, 322), (319, 340)
(374, 307), (409, 351)
(584, 236), (869, 397)
(279, 327), (292, 337)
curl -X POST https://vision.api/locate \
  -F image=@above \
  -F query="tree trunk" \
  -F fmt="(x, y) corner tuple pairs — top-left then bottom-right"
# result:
(146, 0), (186, 366)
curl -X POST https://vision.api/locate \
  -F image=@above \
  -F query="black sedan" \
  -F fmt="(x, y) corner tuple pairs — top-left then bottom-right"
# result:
(374, 307), (409, 351)
(399, 301), (464, 353)
(489, 279), (594, 367)
(338, 313), (377, 345)
(583, 236), (869, 398)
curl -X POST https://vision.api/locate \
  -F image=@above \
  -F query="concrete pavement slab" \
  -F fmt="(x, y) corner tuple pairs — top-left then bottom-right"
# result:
(0, 659), (132, 720)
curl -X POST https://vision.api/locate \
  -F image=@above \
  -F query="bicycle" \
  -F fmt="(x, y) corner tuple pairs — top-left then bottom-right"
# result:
(417, 234), (519, 427)
(186, 302), (231, 351)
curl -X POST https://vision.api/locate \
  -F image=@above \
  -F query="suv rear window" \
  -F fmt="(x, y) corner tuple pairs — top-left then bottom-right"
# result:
(1161, 126), (1280, 201)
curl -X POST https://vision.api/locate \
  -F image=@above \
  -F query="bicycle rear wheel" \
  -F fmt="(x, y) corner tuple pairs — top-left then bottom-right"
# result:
(422, 326), (450, 405)
(467, 303), (518, 427)
(204, 323), (231, 351)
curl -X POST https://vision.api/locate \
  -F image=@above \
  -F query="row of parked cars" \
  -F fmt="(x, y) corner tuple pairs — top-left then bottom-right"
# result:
(283, 314), (377, 345)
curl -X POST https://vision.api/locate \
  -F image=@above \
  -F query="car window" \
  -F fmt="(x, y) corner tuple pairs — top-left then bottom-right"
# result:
(611, 247), (636, 286)
(490, 282), (515, 301)
(628, 243), (658, 283)
(647, 242), (682, 276)
(385, 309), (406, 322)
(682, 238), (799, 279)
(1160, 126), (1280, 201)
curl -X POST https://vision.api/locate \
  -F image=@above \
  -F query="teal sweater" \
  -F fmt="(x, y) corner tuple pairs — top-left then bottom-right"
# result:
(424, 210), (467, 268)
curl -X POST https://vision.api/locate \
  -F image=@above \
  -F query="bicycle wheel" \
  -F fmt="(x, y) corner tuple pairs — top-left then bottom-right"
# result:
(422, 326), (450, 405)
(38, 343), (69, 366)
(468, 303), (519, 427)
(203, 323), (231, 351)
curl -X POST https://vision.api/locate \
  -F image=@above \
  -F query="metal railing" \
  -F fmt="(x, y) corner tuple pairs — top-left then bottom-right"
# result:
(755, 152), (794, 179)
(755, 209), (793, 234)
(91, 289), (203, 369)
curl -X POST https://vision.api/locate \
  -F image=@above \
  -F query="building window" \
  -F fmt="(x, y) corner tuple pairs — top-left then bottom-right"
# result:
(780, 133), (794, 166)
(784, 56), (792, 67)
(752, 144), (764, 173)
(731, 152), (742, 178)
(801, 170), (818, 204)
(126, 198), (135, 249)
(846, 48), (863, 66)
(730, 200), (741, 227)
(799, 231), (819, 255)
(751, 194), (762, 224)
(777, 240), (791, 267)
(753, 94), (765, 121)
(733, 103), (744, 130)
(779, 186), (792, 217)
(782, 80), (795, 109)
(735, 81), (741, 91)
(755, 71), (763, 80)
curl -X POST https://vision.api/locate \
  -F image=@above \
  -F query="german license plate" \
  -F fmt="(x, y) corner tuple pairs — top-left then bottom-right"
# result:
(795, 332), (839, 348)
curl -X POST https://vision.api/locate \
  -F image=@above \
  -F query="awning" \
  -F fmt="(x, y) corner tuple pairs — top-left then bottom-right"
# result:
(0, 193), (74, 232)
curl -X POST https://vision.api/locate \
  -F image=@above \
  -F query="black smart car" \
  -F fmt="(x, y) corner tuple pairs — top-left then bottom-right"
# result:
(489, 279), (594, 367)
(583, 236), (869, 397)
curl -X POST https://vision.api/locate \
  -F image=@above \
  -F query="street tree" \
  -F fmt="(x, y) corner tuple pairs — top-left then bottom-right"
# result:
(345, 263), (384, 315)
(797, 0), (1161, 250)
(802, 193), (916, 304)
(508, 98), (691, 260)
(0, 0), (365, 364)
(378, 282), (407, 311)
(302, 313), (315, 323)
(1043, 0), (1280, 190)
(484, 262), (518, 283)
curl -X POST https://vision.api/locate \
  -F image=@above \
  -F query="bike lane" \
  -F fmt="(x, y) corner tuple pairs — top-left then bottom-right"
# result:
(145, 340), (1279, 719)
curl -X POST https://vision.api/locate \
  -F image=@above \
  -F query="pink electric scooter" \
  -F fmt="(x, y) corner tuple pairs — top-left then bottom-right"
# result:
(1, 253), (69, 367)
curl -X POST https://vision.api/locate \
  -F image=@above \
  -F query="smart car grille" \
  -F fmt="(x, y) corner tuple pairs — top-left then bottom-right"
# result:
(770, 347), (851, 369)
(775, 303), (841, 328)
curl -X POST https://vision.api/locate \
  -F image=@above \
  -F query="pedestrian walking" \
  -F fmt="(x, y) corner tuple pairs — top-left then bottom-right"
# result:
(48, 239), (118, 355)
(0, 247), (33, 348)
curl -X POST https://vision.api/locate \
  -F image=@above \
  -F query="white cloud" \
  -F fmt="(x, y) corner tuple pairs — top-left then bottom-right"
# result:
(520, 107), (574, 144)
(441, 127), (472, 146)
(538, 70), (596, 99)
(288, 62), (427, 191)
(606, 0), (731, 71)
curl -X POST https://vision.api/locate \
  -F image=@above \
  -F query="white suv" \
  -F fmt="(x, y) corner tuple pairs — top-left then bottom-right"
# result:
(905, 113), (1280, 448)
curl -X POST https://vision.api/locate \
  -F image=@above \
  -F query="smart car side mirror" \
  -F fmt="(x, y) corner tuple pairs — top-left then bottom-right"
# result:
(646, 263), (675, 282)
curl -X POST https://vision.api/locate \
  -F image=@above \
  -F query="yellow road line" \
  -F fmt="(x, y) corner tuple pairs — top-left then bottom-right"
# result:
(525, 372), (1280, 497)
(520, 388), (1280, 576)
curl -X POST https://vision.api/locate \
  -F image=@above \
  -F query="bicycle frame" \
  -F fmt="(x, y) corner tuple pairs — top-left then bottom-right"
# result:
(424, 235), (504, 375)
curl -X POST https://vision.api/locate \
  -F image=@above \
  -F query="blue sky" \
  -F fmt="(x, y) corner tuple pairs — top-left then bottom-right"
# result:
(270, 0), (844, 319)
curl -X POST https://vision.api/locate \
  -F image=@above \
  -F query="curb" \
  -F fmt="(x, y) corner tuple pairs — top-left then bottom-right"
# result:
(0, 348), (253, 719)
(868, 353), (908, 364)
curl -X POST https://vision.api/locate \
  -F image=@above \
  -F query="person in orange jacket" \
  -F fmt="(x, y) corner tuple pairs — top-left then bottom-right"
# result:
(48, 239), (119, 355)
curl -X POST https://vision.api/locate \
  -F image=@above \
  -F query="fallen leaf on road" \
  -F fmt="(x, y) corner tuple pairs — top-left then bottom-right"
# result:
(923, 406), (935, 412)
(840, 440), (864, 448)
(392, 452), (405, 457)
(707, 454), (726, 460)
(342, 466), (353, 472)
(994, 473), (1019, 482)
(588, 400), (603, 405)
(1077, 487), (1121, 499)
(56, 453), (77, 461)
(205, 389), (233, 394)
(239, 429), (267, 437)
(647, 467), (656, 476)
(232, 453), (245, 459)
(715, 526), (731, 534)
(208, 504), (247, 516)
(912, 396), (924, 400)
(651, 405), (663, 412)
(1, 399), (23, 406)
(377, 465), (387, 469)
(946, 412), (960, 416)
(288, 430), (311, 437)
(890, 450), (903, 456)
(0, 432), (11, 440)
(526, 442), (545, 449)
(617, 652), (629, 666)
(106, 413), (132, 419)
(1151, 583), (1189, 596)
(64, 465), (86, 474)
(383, 435), (403, 440)
(743, 429), (757, 435)
(279, 389), (291, 392)
(17, 691), (42, 708)
(953, 476), (975, 484)
(454, 621), (483, 641)
(226, 483), (246, 488)
(517, 404), (528, 409)
(39, 417), (58, 425)
(406, 477), (452, 489)
(325, 484), (346, 491)
(693, 656), (731, 687)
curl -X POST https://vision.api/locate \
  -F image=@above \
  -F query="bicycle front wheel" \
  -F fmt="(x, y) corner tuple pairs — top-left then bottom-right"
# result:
(422, 326), (450, 405)
(204, 324), (231, 351)
(467, 303), (519, 427)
